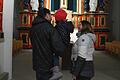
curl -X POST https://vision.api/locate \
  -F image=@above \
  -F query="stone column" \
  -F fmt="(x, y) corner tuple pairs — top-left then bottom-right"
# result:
(2, 0), (14, 79)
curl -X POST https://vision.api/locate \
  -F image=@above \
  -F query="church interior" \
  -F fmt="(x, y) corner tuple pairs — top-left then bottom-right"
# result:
(0, 0), (120, 80)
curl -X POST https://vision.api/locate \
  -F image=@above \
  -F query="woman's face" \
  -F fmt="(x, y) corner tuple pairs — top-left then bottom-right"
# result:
(78, 23), (82, 32)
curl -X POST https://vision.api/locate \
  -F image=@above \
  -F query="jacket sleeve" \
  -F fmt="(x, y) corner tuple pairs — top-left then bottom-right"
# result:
(50, 28), (66, 57)
(71, 40), (78, 61)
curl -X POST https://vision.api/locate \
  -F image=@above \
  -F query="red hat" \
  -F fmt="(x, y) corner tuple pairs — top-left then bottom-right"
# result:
(55, 9), (67, 21)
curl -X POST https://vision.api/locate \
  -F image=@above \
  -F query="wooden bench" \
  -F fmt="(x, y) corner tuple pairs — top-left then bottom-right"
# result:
(12, 39), (23, 56)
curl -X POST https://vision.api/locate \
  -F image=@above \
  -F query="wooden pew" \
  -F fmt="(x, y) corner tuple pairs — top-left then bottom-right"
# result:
(12, 39), (23, 56)
(105, 41), (120, 55)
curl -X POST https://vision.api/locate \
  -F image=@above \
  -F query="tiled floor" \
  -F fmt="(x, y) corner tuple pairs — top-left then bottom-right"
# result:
(12, 50), (120, 80)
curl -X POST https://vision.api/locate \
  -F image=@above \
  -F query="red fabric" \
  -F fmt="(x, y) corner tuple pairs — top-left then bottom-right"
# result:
(55, 9), (67, 21)
(0, 14), (2, 32)
(0, 0), (3, 12)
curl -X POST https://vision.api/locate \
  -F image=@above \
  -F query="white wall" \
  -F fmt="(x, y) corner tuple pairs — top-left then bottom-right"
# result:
(0, 0), (14, 79)
(0, 43), (4, 73)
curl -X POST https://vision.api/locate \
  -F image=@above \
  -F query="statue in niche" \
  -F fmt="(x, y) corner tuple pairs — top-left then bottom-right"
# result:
(23, 0), (30, 11)
(38, 0), (44, 9)
(98, 0), (104, 12)
(84, 0), (89, 13)
(30, 0), (39, 12)
(89, 0), (98, 12)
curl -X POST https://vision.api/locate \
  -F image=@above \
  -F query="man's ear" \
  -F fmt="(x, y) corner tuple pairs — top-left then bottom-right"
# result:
(44, 14), (48, 19)
(45, 13), (49, 18)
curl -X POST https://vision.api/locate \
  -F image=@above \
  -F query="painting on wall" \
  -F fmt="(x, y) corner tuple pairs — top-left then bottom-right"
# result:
(0, 0), (4, 41)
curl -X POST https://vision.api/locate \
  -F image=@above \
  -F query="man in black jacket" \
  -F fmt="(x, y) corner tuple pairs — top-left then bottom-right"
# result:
(30, 8), (66, 80)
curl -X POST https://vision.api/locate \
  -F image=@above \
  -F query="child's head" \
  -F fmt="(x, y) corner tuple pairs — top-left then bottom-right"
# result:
(55, 9), (67, 22)
(78, 20), (93, 34)
(38, 8), (52, 22)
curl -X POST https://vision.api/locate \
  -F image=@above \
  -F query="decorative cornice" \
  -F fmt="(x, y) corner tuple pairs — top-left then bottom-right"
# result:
(94, 28), (109, 32)
(17, 27), (31, 30)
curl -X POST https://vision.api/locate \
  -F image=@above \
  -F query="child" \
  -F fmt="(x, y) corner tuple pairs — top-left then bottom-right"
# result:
(49, 9), (74, 80)
(71, 20), (96, 80)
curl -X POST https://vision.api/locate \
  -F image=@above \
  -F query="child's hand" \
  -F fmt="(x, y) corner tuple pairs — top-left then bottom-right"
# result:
(71, 54), (77, 61)
(72, 75), (76, 80)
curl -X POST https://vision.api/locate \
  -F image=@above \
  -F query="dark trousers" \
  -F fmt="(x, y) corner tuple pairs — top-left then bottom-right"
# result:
(76, 75), (91, 80)
(36, 70), (52, 80)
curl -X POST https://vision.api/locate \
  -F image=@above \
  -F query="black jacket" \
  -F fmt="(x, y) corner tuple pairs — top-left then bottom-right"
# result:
(55, 21), (74, 46)
(30, 16), (66, 72)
